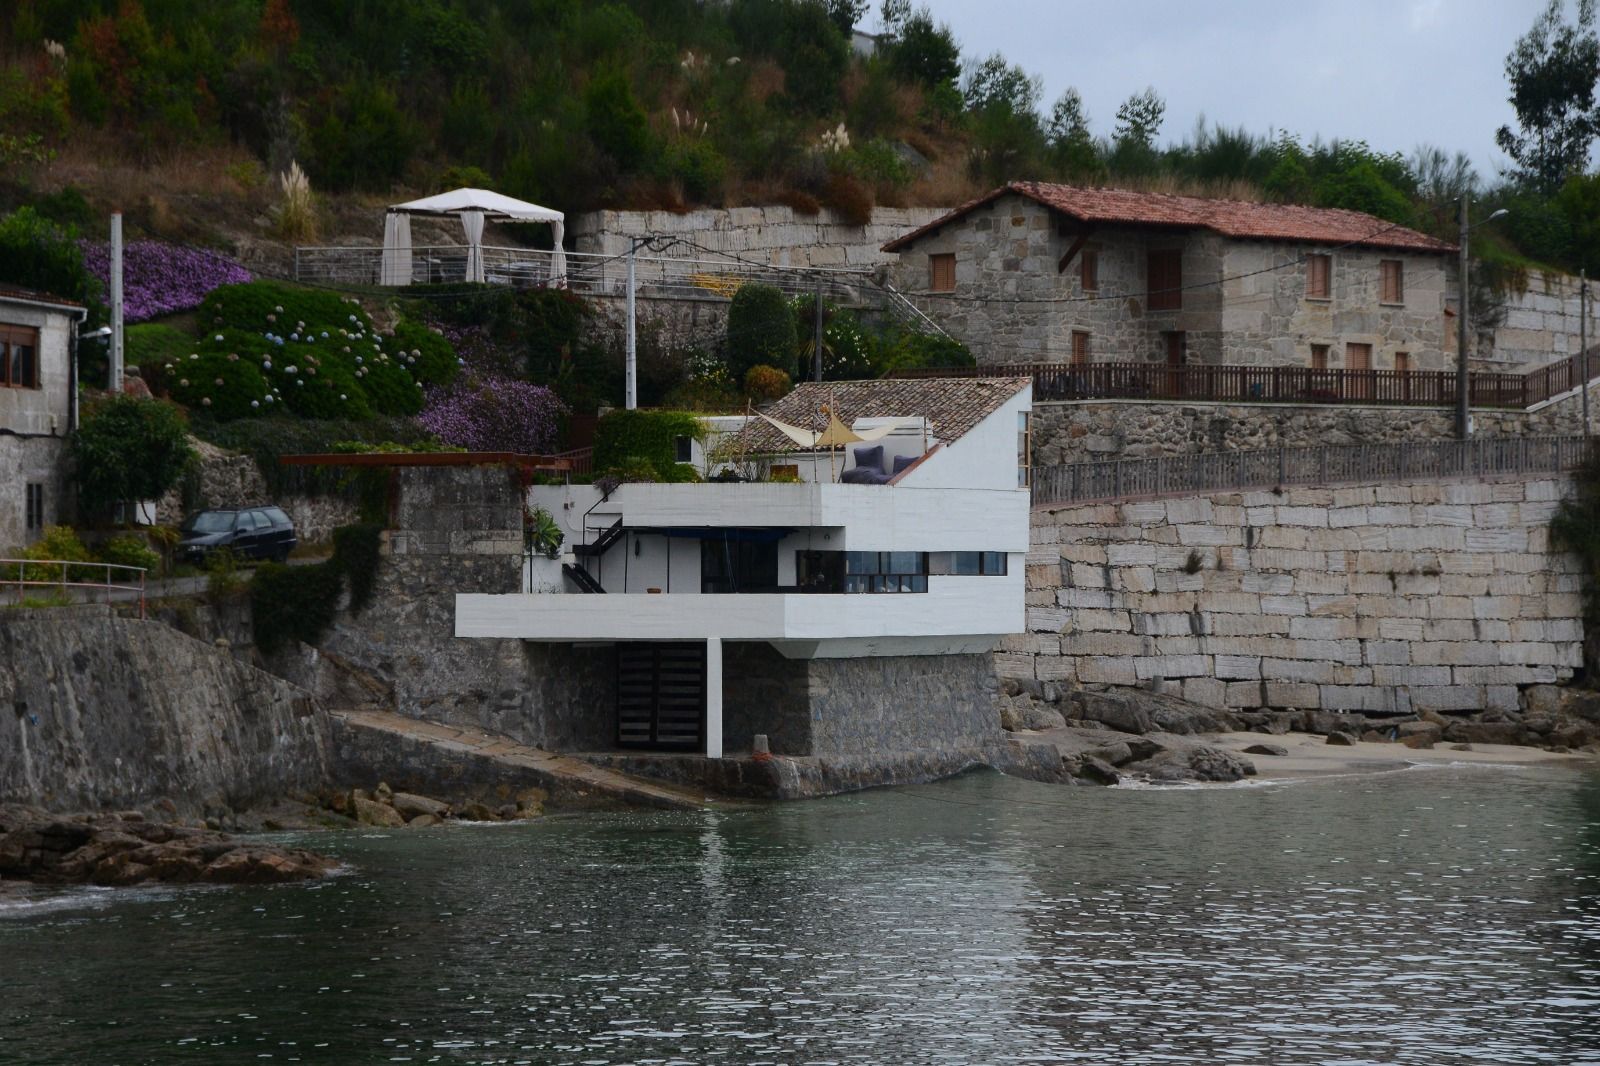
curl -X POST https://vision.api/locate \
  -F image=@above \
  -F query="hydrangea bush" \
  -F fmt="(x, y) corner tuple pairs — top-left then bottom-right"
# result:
(80, 240), (252, 322)
(145, 281), (460, 422)
(417, 375), (567, 454)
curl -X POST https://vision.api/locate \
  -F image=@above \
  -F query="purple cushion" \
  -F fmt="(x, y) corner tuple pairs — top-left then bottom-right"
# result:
(852, 444), (884, 473)
(892, 454), (916, 474)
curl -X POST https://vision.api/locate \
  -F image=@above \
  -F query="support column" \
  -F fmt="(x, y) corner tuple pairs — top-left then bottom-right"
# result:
(705, 636), (723, 759)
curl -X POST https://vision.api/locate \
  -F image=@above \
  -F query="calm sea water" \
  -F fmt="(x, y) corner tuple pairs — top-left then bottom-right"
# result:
(2, 765), (1598, 1065)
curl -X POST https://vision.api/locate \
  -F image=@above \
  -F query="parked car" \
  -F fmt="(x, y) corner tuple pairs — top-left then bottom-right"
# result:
(178, 506), (297, 564)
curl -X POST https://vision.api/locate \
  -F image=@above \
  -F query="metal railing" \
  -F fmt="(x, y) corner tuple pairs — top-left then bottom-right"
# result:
(292, 245), (945, 336)
(1029, 435), (1592, 508)
(896, 347), (1600, 411)
(2, 559), (147, 618)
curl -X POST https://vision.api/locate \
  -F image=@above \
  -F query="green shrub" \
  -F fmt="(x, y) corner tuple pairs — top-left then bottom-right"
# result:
(359, 356), (425, 415)
(167, 351), (273, 420)
(71, 396), (195, 521)
(389, 319), (460, 388)
(304, 79), (417, 192)
(593, 409), (706, 480)
(97, 534), (160, 574)
(279, 360), (372, 421)
(331, 522), (383, 613)
(726, 283), (797, 380)
(11, 526), (95, 582)
(665, 140), (728, 202)
(125, 323), (192, 367)
(251, 560), (342, 653)
(191, 415), (437, 499)
(200, 281), (368, 335)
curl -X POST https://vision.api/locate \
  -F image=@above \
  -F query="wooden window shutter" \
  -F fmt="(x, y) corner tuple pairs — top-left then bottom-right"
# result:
(1380, 260), (1403, 303)
(1071, 331), (1090, 366)
(1310, 344), (1329, 370)
(1307, 254), (1330, 299)
(1148, 250), (1182, 310)
(1346, 342), (1372, 371)
(1080, 248), (1099, 291)
(929, 253), (955, 293)
(1394, 351), (1410, 374)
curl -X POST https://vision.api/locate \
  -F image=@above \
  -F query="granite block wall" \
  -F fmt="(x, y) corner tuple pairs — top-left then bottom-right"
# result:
(1004, 476), (1584, 715)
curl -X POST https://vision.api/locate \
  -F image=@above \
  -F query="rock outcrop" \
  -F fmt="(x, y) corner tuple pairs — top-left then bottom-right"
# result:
(0, 805), (333, 886)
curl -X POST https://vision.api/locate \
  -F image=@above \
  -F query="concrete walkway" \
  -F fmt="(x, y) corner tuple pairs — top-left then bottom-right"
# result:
(328, 707), (724, 812)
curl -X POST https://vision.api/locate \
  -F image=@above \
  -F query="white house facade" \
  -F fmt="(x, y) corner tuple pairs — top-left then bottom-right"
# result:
(456, 378), (1033, 760)
(0, 286), (86, 549)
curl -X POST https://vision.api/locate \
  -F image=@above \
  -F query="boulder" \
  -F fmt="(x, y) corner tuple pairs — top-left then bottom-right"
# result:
(1400, 734), (1435, 750)
(407, 814), (441, 828)
(458, 802), (498, 822)
(1397, 721), (1442, 743)
(353, 797), (405, 828)
(1443, 721), (1528, 746)
(391, 792), (450, 821)
(1070, 691), (1152, 734)
(1072, 755), (1122, 785)
(1522, 685), (1563, 716)
(1242, 743), (1288, 757)
(1325, 731), (1355, 746)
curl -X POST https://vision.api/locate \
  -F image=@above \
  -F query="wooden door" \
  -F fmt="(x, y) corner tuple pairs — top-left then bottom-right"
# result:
(617, 642), (705, 750)
(1346, 343), (1372, 400)
(1164, 332), (1186, 398)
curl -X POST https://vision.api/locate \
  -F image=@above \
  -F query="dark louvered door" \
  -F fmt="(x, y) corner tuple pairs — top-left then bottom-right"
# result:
(616, 642), (705, 750)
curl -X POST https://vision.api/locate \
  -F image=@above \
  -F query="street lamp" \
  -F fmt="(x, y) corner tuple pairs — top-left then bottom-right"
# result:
(1456, 199), (1509, 439)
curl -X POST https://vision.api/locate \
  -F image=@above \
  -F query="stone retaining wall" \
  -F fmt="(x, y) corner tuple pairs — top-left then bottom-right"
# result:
(1003, 476), (1584, 715)
(1488, 269), (1596, 371)
(570, 205), (947, 268)
(1030, 389), (1595, 466)
(155, 441), (359, 545)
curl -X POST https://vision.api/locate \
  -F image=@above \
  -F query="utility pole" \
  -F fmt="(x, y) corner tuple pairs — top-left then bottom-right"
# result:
(1456, 195), (1470, 440)
(109, 212), (124, 393)
(813, 275), (824, 383)
(624, 237), (640, 410)
(1583, 270), (1591, 436)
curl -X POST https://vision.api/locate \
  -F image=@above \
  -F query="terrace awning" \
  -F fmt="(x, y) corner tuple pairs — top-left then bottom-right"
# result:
(382, 187), (565, 285)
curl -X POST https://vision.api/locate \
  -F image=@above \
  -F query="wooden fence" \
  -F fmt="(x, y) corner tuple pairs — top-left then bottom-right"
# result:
(899, 349), (1597, 410)
(1029, 435), (1592, 508)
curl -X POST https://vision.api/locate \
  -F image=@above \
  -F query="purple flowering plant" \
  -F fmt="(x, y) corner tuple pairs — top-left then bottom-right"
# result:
(81, 240), (252, 322)
(417, 374), (567, 454)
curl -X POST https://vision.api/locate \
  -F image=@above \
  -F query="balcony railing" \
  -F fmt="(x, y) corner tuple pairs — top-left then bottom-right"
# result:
(895, 348), (1600, 411)
(2, 558), (147, 618)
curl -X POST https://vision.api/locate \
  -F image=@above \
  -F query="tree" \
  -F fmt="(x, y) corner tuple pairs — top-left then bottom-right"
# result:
(0, 208), (103, 320)
(825, 0), (869, 34)
(1110, 87), (1165, 176)
(882, 5), (961, 102)
(584, 67), (653, 170)
(726, 283), (797, 380)
(1496, 0), (1600, 194)
(963, 53), (1041, 116)
(71, 396), (194, 521)
(1047, 89), (1099, 178)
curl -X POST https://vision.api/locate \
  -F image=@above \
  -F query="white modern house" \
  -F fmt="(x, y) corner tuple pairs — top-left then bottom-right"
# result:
(456, 377), (1033, 760)
(0, 285), (86, 548)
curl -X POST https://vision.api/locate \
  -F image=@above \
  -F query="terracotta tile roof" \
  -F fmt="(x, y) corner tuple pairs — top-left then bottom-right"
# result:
(0, 284), (85, 311)
(728, 376), (1030, 454)
(882, 181), (1457, 255)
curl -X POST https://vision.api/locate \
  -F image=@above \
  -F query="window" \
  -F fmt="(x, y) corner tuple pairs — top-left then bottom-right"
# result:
(1017, 410), (1032, 488)
(1380, 259), (1404, 304)
(0, 324), (40, 389)
(1310, 344), (1329, 371)
(1070, 330), (1091, 366)
(1164, 331), (1186, 367)
(701, 536), (779, 594)
(1394, 351), (1411, 375)
(673, 436), (693, 463)
(843, 551), (928, 594)
(1147, 249), (1183, 310)
(1347, 342), (1373, 400)
(929, 253), (956, 293)
(25, 483), (43, 532)
(948, 551), (1009, 576)
(1080, 248), (1099, 291)
(1306, 253), (1331, 299)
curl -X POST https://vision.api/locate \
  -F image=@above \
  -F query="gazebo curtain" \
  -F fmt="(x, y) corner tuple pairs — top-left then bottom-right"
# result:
(380, 212), (412, 286)
(461, 210), (486, 283)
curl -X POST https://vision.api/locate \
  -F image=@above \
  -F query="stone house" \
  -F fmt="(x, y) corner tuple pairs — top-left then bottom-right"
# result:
(883, 182), (1460, 375)
(0, 285), (86, 548)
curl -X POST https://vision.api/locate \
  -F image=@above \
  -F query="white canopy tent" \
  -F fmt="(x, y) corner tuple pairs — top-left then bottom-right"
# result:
(382, 188), (566, 286)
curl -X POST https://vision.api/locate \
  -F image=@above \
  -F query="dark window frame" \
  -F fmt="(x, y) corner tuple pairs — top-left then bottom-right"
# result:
(1306, 253), (1332, 300)
(1147, 249), (1183, 311)
(0, 323), (41, 390)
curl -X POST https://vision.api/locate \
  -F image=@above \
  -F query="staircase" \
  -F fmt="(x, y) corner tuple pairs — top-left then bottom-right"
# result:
(563, 562), (606, 594)
(565, 517), (623, 593)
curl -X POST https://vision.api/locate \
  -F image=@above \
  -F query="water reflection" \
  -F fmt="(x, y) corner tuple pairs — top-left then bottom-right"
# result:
(0, 766), (1596, 1064)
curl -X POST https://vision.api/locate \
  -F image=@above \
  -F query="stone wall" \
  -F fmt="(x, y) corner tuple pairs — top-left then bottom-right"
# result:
(277, 465), (617, 752)
(0, 606), (329, 813)
(1488, 269), (1596, 371)
(1004, 476), (1584, 715)
(570, 205), (947, 268)
(1029, 389), (1594, 466)
(154, 441), (359, 545)
(1, 434), (68, 550)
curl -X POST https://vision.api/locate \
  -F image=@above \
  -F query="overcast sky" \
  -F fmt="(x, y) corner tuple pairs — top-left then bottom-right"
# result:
(870, 0), (1549, 180)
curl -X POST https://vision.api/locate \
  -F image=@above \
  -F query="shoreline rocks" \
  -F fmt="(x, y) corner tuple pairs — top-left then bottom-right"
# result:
(0, 805), (334, 887)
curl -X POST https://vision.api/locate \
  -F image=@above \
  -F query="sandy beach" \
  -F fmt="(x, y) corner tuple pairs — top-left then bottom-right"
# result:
(1206, 730), (1600, 780)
